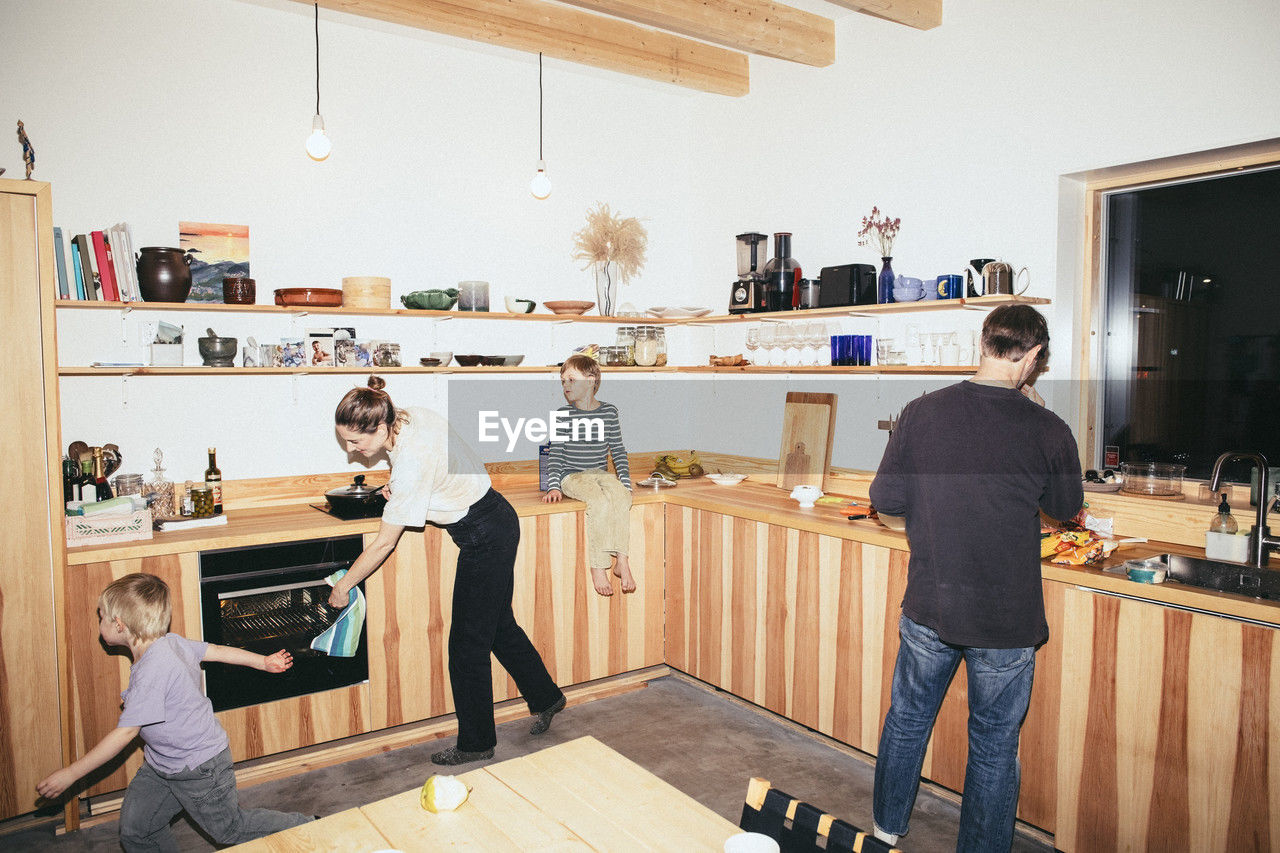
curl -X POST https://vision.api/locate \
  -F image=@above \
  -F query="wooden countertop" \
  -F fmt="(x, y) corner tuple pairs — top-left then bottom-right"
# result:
(67, 478), (1280, 626)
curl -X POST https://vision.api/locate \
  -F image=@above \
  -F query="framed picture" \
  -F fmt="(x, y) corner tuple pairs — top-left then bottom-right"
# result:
(280, 339), (304, 368)
(307, 328), (335, 367)
(179, 222), (249, 303)
(372, 341), (401, 367)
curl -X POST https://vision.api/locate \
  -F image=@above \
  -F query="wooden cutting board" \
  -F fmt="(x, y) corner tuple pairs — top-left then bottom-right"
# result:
(777, 392), (837, 490)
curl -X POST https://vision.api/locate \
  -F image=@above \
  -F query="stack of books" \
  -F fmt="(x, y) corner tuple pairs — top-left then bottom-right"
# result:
(52, 223), (141, 302)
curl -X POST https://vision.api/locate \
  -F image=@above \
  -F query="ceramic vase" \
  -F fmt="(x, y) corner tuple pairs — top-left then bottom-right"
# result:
(878, 256), (895, 304)
(593, 261), (619, 317)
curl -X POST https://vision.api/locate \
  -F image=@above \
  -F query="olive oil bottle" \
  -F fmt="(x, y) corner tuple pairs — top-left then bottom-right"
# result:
(205, 447), (223, 514)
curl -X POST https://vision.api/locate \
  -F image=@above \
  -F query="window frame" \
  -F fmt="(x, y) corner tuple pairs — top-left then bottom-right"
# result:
(1074, 138), (1280, 470)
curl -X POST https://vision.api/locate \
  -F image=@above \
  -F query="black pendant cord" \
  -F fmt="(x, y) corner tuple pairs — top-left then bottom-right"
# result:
(314, 2), (321, 115)
(538, 52), (543, 161)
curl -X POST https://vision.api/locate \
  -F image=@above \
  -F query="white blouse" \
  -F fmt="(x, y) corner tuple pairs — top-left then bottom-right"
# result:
(382, 407), (491, 527)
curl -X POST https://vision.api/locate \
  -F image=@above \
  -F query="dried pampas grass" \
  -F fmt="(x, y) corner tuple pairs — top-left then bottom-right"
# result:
(571, 202), (647, 285)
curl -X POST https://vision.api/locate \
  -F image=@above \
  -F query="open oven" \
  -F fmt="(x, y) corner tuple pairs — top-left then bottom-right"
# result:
(199, 535), (368, 712)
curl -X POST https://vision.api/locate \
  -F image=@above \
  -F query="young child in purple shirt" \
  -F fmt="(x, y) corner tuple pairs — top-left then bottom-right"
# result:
(37, 573), (313, 851)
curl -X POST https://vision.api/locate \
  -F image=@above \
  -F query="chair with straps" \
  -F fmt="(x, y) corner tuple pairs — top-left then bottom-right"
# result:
(739, 777), (902, 853)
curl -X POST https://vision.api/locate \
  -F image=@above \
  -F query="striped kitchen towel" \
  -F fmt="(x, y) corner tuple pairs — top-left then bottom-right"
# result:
(311, 569), (365, 658)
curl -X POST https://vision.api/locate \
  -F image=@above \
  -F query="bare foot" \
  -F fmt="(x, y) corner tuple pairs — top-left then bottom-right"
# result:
(612, 555), (637, 594)
(591, 566), (614, 596)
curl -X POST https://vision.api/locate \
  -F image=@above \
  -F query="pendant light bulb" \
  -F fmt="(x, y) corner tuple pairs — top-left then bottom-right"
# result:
(306, 114), (331, 161)
(305, 3), (330, 162)
(530, 159), (552, 199)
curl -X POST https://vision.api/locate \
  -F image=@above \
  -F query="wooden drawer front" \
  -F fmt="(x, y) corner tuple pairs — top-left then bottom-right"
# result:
(1055, 586), (1279, 852)
(219, 685), (370, 761)
(367, 503), (665, 730)
(65, 555), (200, 797)
(662, 506), (1062, 833)
(663, 506), (903, 749)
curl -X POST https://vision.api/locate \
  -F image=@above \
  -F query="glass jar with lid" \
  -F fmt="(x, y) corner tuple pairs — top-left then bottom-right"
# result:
(634, 327), (660, 367)
(615, 326), (636, 366)
(655, 327), (667, 366)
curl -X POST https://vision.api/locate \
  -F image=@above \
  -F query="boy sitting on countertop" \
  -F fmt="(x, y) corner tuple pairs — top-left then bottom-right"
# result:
(542, 353), (636, 596)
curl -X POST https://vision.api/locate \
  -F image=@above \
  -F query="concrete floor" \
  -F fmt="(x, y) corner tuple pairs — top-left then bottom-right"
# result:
(3, 675), (1055, 852)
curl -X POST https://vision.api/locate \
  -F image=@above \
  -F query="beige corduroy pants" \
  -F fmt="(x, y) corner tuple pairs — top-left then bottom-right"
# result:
(561, 470), (632, 570)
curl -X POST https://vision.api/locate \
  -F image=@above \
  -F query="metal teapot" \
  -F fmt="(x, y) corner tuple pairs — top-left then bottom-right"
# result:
(964, 260), (1030, 296)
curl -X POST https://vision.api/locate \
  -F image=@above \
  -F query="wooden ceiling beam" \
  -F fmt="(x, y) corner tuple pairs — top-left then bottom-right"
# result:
(304, 0), (750, 96)
(823, 0), (940, 30)
(554, 0), (834, 67)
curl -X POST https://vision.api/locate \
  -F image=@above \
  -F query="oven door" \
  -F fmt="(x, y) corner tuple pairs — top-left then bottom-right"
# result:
(200, 537), (369, 712)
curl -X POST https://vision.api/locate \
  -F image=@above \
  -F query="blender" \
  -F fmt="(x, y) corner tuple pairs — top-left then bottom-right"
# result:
(729, 232), (768, 314)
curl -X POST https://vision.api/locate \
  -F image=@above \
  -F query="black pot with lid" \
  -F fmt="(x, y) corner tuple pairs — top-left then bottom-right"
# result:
(324, 474), (387, 519)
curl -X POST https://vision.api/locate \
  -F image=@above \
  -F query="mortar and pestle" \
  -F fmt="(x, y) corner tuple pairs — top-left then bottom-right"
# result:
(198, 328), (238, 367)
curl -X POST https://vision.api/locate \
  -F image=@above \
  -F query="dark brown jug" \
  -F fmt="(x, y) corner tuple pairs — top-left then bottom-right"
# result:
(136, 247), (192, 303)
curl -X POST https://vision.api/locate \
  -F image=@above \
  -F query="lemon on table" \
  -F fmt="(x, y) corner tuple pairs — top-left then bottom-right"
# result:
(420, 774), (470, 813)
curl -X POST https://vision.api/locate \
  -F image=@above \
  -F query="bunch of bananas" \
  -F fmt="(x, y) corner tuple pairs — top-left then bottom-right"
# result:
(651, 451), (705, 480)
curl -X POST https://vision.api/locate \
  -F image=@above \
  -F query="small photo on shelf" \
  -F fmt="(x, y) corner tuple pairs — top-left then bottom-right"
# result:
(372, 341), (401, 367)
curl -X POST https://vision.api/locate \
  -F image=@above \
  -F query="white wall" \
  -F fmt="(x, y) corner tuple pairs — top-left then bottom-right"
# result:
(6, 0), (1279, 481)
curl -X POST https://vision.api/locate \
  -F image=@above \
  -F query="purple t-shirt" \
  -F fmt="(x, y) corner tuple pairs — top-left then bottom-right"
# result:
(118, 633), (228, 775)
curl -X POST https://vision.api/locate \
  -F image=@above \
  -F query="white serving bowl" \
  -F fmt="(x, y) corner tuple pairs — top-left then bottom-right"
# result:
(707, 473), (748, 486)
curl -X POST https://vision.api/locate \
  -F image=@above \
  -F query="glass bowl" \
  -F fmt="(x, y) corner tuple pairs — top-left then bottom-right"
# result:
(1119, 462), (1185, 496)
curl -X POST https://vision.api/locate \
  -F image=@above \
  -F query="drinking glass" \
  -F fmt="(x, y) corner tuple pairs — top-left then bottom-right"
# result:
(811, 323), (831, 366)
(778, 325), (800, 367)
(877, 337), (894, 365)
(745, 327), (760, 365)
(757, 324), (778, 366)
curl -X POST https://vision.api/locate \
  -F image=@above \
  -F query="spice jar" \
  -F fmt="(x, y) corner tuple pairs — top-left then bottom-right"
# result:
(112, 473), (145, 496)
(615, 327), (636, 366)
(634, 327), (660, 367)
(655, 327), (667, 366)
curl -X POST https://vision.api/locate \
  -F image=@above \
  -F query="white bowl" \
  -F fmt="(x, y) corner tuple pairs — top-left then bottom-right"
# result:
(707, 473), (747, 486)
(429, 351), (453, 366)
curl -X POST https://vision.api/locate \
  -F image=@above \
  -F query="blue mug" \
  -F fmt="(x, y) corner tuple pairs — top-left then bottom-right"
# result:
(936, 274), (964, 300)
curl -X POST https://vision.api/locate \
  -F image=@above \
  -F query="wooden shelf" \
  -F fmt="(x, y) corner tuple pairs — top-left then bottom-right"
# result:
(52, 293), (1049, 325)
(60, 364), (970, 377)
(680, 364), (977, 374)
(52, 300), (684, 324)
(687, 294), (1050, 324)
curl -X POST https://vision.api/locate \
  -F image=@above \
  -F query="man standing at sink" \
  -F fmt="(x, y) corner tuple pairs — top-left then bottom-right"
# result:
(868, 305), (1083, 850)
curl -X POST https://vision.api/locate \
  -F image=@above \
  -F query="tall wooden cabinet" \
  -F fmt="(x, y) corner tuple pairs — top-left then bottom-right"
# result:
(0, 179), (65, 819)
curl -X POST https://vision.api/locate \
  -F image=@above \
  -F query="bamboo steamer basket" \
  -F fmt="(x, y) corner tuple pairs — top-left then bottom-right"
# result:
(342, 276), (392, 309)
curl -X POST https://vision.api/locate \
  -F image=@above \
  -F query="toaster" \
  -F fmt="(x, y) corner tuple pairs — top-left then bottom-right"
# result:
(818, 264), (877, 307)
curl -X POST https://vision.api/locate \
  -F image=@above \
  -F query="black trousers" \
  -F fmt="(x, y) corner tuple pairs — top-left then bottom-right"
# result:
(441, 488), (564, 751)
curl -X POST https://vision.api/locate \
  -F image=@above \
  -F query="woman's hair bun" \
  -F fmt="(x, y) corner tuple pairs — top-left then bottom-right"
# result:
(367, 375), (386, 392)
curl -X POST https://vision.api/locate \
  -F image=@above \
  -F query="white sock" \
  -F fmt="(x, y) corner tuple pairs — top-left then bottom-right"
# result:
(873, 823), (900, 845)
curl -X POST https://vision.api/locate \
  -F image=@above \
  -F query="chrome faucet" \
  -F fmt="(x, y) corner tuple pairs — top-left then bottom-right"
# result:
(1209, 451), (1280, 568)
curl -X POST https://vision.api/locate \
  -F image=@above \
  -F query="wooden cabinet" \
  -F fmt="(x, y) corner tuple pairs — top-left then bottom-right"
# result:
(63, 554), (202, 797)
(1053, 584), (1279, 852)
(64, 553), (371, 797)
(661, 506), (1064, 834)
(366, 504), (666, 730)
(0, 180), (64, 819)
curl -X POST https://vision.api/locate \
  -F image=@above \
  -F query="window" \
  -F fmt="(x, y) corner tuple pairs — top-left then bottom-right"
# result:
(1097, 165), (1280, 483)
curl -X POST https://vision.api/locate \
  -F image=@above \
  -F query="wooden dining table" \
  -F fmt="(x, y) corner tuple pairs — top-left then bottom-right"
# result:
(229, 735), (742, 851)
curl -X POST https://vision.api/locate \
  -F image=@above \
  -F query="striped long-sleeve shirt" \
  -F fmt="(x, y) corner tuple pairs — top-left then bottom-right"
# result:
(545, 402), (631, 491)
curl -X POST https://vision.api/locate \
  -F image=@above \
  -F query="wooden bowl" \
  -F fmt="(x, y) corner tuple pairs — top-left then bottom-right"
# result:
(543, 300), (595, 315)
(274, 287), (343, 307)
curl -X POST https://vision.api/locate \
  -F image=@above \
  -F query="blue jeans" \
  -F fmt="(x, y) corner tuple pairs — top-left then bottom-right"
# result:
(873, 615), (1035, 852)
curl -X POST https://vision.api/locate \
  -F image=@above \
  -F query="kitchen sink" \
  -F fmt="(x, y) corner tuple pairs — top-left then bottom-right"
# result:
(1149, 553), (1280, 601)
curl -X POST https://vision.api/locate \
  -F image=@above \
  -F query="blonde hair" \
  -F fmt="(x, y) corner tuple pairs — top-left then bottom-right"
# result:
(335, 375), (409, 436)
(99, 573), (171, 642)
(561, 353), (601, 393)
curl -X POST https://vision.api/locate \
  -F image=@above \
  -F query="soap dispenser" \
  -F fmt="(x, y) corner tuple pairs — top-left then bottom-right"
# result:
(1209, 493), (1238, 534)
